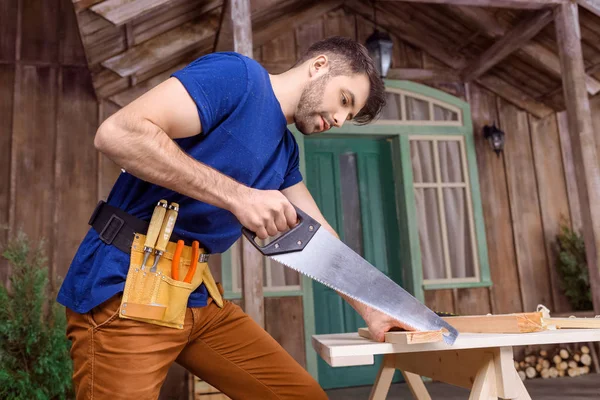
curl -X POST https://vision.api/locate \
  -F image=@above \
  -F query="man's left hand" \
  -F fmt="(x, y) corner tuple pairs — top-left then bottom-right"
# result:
(362, 306), (414, 342)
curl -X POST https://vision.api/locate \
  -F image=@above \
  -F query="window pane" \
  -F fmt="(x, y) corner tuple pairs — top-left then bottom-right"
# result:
(414, 188), (446, 280)
(443, 188), (476, 278)
(438, 140), (464, 183)
(433, 104), (458, 121)
(339, 152), (364, 256)
(381, 92), (402, 120)
(405, 96), (430, 120)
(410, 140), (436, 183)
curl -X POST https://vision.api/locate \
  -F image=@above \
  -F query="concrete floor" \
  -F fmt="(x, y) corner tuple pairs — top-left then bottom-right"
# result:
(326, 374), (600, 399)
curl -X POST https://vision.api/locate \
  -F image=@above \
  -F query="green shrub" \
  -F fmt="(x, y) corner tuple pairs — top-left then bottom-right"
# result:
(556, 224), (593, 311)
(0, 232), (73, 399)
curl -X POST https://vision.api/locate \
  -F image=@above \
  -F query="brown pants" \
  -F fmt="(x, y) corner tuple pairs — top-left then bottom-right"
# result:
(66, 295), (327, 400)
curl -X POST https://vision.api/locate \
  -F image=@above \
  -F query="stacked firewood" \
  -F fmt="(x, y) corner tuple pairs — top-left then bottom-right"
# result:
(515, 346), (593, 380)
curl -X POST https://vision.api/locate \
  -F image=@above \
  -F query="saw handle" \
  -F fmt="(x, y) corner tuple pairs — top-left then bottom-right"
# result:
(241, 205), (321, 256)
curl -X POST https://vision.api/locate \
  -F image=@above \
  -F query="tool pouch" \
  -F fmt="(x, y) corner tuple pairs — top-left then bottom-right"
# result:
(120, 234), (223, 329)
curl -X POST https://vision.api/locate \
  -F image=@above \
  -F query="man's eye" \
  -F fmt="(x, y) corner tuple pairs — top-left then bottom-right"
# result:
(341, 95), (347, 105)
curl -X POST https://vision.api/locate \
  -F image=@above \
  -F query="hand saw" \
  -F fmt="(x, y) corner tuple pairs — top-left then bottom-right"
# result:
(242, 206), (459, 345)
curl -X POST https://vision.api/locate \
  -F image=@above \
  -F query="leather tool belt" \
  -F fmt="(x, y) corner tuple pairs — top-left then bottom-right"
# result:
(89, 201), (223, 329)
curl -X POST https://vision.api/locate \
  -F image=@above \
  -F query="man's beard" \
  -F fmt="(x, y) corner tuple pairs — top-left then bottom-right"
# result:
(294, 74), (330, 135)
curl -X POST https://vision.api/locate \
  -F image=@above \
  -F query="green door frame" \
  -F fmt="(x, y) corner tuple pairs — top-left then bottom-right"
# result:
(290, 80), (491, 383)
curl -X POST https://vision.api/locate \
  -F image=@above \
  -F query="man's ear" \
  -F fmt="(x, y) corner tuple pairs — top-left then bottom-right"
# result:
(309, 55), (329, 78)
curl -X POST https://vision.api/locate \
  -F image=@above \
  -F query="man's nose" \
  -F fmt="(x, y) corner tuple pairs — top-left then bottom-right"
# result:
(333, 111), (350, 127)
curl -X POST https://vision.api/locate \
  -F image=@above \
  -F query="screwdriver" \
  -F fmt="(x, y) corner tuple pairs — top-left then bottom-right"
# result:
(150, 202), (179, 273)
(141, 200), (168, 270)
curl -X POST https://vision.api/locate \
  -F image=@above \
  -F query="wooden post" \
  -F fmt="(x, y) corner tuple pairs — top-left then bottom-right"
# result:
(555, 3), (600, 314)
(215, 0), (263, 326)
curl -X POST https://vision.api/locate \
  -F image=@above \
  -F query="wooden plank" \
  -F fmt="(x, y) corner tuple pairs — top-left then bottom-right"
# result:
(556, 111), (583, 234)
(102, 13), (219, 77)
(528, 114), (573, 313)
(215, 0), (234, 52)
(323, 8), (355, 38)
(454, 288), (492, 316)
(254, 0), (340, 51)
(498, 97), (553, 312)
(578, 0), (600, 18)
(387, 68), (460, 82)
(443, 312), (544, 333)
(461, 10), (554, 82)
(109, 62), (186, 107)
(0, 0), (18, 61)
(295, 19), (324, 60)
(73, 0), (104, 12)
(93, 68), (129, 98)
(478, 75), (554, 118)
(12, 66), (58, 264)
(97, 100), (122, 201)
(467, 83), (522, 315)
(402, 371), (432, 400)
(0, 65), (15, 285)
(555, 2), (600, 314)
(425, 289), (456, 314)
(358, 328), (444, 344)
(378, 0), (564, 8)
(265, 296), (306, 367)
(369, 355), (395, 400)
(132, 0), (222, 45)
(90, 0), (172, 26)
(545, 317), (600, 329)
(21, 0), (59, 63)
(54, 67), (98, 280)
(261, 32), (296, 65)
(60, 0), (88, 65)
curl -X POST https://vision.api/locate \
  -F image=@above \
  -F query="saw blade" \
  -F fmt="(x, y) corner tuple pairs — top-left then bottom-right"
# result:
(270, 227), (459, 345)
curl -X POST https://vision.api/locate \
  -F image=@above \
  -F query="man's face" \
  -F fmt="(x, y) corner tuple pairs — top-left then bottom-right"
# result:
(294, 72), (370, 135)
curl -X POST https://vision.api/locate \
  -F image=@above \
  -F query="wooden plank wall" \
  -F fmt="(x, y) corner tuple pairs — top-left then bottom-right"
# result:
(253, 7), (580, 317)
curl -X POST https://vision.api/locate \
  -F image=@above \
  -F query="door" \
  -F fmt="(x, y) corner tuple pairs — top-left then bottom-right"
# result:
(305, 137), (403, 389)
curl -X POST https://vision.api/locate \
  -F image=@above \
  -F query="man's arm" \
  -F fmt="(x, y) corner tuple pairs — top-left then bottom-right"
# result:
(281, 182), (413, 341)
(95, 77), (295, 239)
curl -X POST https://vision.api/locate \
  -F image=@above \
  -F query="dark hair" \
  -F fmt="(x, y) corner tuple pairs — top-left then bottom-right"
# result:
(295, 36), (386, 124)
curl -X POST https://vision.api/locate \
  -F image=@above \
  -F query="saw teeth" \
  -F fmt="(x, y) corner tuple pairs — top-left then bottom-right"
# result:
(274, 258), (421, 333)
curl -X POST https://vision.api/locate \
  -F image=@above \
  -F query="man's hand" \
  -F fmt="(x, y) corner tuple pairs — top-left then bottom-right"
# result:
(230, 188), (297, 239)
(361, 305), (415, 342)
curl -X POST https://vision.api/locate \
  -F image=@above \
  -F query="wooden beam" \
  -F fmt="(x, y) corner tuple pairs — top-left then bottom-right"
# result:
(378, 0), (565, 9)
(461, 10), (554, 81)
(555, 2), (600, 314)
(90, 0), (172, 26)
(447, 5), (600, 95)
(387, 68), (460, 82)
(101, 13), (219, 78)
(578, 0), (600, 18)
(230, 0), (253, 56)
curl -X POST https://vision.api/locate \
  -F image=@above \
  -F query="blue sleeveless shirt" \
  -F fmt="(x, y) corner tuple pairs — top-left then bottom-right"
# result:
(57, 52), (303, 313)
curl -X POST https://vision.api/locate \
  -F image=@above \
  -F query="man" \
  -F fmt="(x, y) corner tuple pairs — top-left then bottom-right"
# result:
(58, 36), (407, 399)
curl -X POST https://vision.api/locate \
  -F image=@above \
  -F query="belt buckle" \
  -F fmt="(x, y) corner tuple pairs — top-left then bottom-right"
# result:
(99, 214), (125, 245)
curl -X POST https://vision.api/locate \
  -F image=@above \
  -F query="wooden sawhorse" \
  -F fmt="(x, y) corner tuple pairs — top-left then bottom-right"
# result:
(312, 329), (600, 399)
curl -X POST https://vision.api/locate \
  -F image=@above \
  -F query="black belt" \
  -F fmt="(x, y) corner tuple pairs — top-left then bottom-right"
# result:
(89, 200), (192, 254)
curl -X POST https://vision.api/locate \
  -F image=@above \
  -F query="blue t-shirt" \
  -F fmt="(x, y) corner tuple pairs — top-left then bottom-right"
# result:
(57, 52), (303, 313)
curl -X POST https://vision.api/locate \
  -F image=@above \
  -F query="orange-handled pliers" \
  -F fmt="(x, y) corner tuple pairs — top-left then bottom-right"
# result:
(171, 240), (185, 281)
(183, 241), (200, 283)
(171, 240), (200, 283)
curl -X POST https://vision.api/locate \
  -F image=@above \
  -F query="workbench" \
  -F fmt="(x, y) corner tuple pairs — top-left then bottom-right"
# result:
(312, 329), (600, 399)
